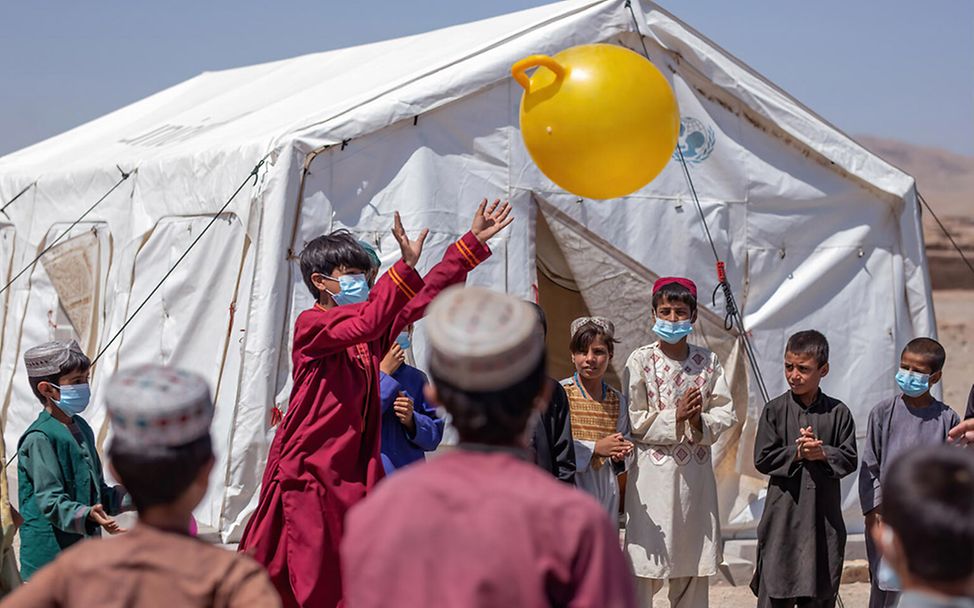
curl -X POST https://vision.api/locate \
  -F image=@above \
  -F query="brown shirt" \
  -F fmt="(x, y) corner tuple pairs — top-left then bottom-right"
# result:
(3, 524), (280, 608)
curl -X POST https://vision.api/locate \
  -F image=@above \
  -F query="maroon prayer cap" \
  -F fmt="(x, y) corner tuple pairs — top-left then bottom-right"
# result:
(652, 277), (697, 298)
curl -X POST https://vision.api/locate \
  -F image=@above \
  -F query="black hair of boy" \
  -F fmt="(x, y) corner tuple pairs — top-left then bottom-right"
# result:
(299, 229), (373, 299)
(882, 446), (974, 583)
(902, 337), (947, 374)
(27, 349), (91, 405)
(432, 354), (546, 446)
(108, 435), (213, 511)
(569, 324), (619, 358)
(785, 330), (829, 367)
(651, 282), (697, 314)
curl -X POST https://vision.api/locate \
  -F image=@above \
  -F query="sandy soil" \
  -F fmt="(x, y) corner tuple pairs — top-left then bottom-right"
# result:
(932, 290), (973, 414)
(655, 582), (872, 608)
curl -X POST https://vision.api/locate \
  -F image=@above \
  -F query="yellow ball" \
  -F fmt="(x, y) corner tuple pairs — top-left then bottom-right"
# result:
(513, 44), (680, 200)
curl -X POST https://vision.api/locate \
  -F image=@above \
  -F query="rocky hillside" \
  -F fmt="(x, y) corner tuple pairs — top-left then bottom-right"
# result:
(858, 135), (974, 289)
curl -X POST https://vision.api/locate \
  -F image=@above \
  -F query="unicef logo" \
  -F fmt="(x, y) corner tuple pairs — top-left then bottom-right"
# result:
(672, 116), (716, 164)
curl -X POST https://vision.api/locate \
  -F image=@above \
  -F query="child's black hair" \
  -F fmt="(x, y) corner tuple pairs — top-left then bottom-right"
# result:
(28, 349), (91, 405)
(569, 323), (619, 358)
(882, 446), (974, 583)
(432, 354), (546, 446)
(785, 330), (829, 367)
(902, 337), (946, 374)
(108, 435), (213, 512)
(299, 229), (373, 299)
(652, 282), (697, 315)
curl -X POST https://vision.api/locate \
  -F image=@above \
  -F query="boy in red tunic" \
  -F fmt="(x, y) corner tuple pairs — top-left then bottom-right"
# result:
(239, 200), (513, 608)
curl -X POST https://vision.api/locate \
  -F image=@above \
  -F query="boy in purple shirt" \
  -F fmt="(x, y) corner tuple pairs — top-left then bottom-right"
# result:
(377, 325), (443, 473)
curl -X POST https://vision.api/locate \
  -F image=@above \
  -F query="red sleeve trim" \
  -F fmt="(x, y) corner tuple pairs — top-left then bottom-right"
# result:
(455, 232), (489, 270)
(388, 264), (418, 299)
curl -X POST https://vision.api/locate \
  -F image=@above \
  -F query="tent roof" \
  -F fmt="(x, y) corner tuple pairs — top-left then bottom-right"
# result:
(0, 0), (914, 199)
(0, 0), (626, 177)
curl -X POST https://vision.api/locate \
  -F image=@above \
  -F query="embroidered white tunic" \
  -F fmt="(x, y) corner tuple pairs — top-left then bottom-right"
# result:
(623, 342), (736, 579)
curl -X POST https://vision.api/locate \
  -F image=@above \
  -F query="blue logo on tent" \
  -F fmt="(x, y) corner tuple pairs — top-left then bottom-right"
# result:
(672, 117), (716, 164)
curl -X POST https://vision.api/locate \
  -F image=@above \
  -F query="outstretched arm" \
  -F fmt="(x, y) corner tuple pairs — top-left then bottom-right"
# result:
(296, 259), (424, 359)
(384, 199), (512, 345)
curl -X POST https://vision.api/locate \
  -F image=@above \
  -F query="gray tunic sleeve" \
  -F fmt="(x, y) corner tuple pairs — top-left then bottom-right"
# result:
(858, 401), (888, 514)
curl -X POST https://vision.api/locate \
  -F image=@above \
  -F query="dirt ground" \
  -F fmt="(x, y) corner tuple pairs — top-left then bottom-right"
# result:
(932, 290), (973, 414)
(654, 582), (872, 608)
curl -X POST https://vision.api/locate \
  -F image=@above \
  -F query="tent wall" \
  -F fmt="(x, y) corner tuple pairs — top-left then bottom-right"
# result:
(502, 23), (929, 529)
(0, 0), (935, 542)
(0, 153), (272, 538)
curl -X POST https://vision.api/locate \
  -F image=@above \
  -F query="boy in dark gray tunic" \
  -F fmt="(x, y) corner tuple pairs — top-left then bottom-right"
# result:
(859, 338), (961, 608)
(751, 330), (859, 608)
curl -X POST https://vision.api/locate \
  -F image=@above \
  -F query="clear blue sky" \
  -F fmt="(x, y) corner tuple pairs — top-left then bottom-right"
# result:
(1, 1), (971, 157)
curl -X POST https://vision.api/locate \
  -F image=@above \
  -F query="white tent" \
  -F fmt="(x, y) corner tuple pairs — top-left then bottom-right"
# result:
(0, 0), (933, 542)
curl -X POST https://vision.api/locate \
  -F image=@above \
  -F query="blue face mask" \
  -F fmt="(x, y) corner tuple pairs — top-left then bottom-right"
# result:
(876, 557), (901, 592)
(396, 331), (411, 351)
(50, 383), (91, 416)
(653, 319), (694, 344)
(895, 368), (930, 398)
(328, 274), (370, 306)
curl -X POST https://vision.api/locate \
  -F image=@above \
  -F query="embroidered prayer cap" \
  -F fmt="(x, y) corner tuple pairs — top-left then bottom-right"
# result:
(426, 285), (544, 392)
(105, 364), (213, 449)
(570, 316), (615, 340)
(358, 240), (381, 270)
(23, 340), (85, 378)
(652, 276), (697, 299)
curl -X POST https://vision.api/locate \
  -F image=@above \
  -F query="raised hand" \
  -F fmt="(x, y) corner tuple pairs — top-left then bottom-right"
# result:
(471, 199), (515, 244)
(380, 343), (406, 376)
(392, 211), (430, 269)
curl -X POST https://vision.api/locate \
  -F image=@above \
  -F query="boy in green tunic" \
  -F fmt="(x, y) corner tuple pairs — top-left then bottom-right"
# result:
(17, 340), (128, 579)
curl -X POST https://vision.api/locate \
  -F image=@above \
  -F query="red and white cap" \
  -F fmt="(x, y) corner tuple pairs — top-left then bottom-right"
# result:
(652, 276), (697, 298)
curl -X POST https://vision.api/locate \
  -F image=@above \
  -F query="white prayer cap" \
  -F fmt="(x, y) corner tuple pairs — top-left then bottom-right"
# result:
(426, 286), (544, 391)
(23, 340), (86, 377)
(106, 364), (213, 449)
(569, 316), (615, 340)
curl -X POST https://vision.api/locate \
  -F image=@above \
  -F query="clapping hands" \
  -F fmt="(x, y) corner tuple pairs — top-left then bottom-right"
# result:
(595, 433), (633, 462)
(795, 426), (826, 462)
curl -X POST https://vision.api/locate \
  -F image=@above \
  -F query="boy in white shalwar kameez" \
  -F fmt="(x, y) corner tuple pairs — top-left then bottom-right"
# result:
(624, 277), (737, 608)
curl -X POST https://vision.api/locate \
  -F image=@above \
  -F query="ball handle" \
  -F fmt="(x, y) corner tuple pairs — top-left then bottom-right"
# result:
(511, 55), (566, 92)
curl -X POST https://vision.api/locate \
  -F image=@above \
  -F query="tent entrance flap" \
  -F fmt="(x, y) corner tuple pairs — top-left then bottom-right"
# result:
(536, 209), (617, 385)
(535, 193), (760, 529)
